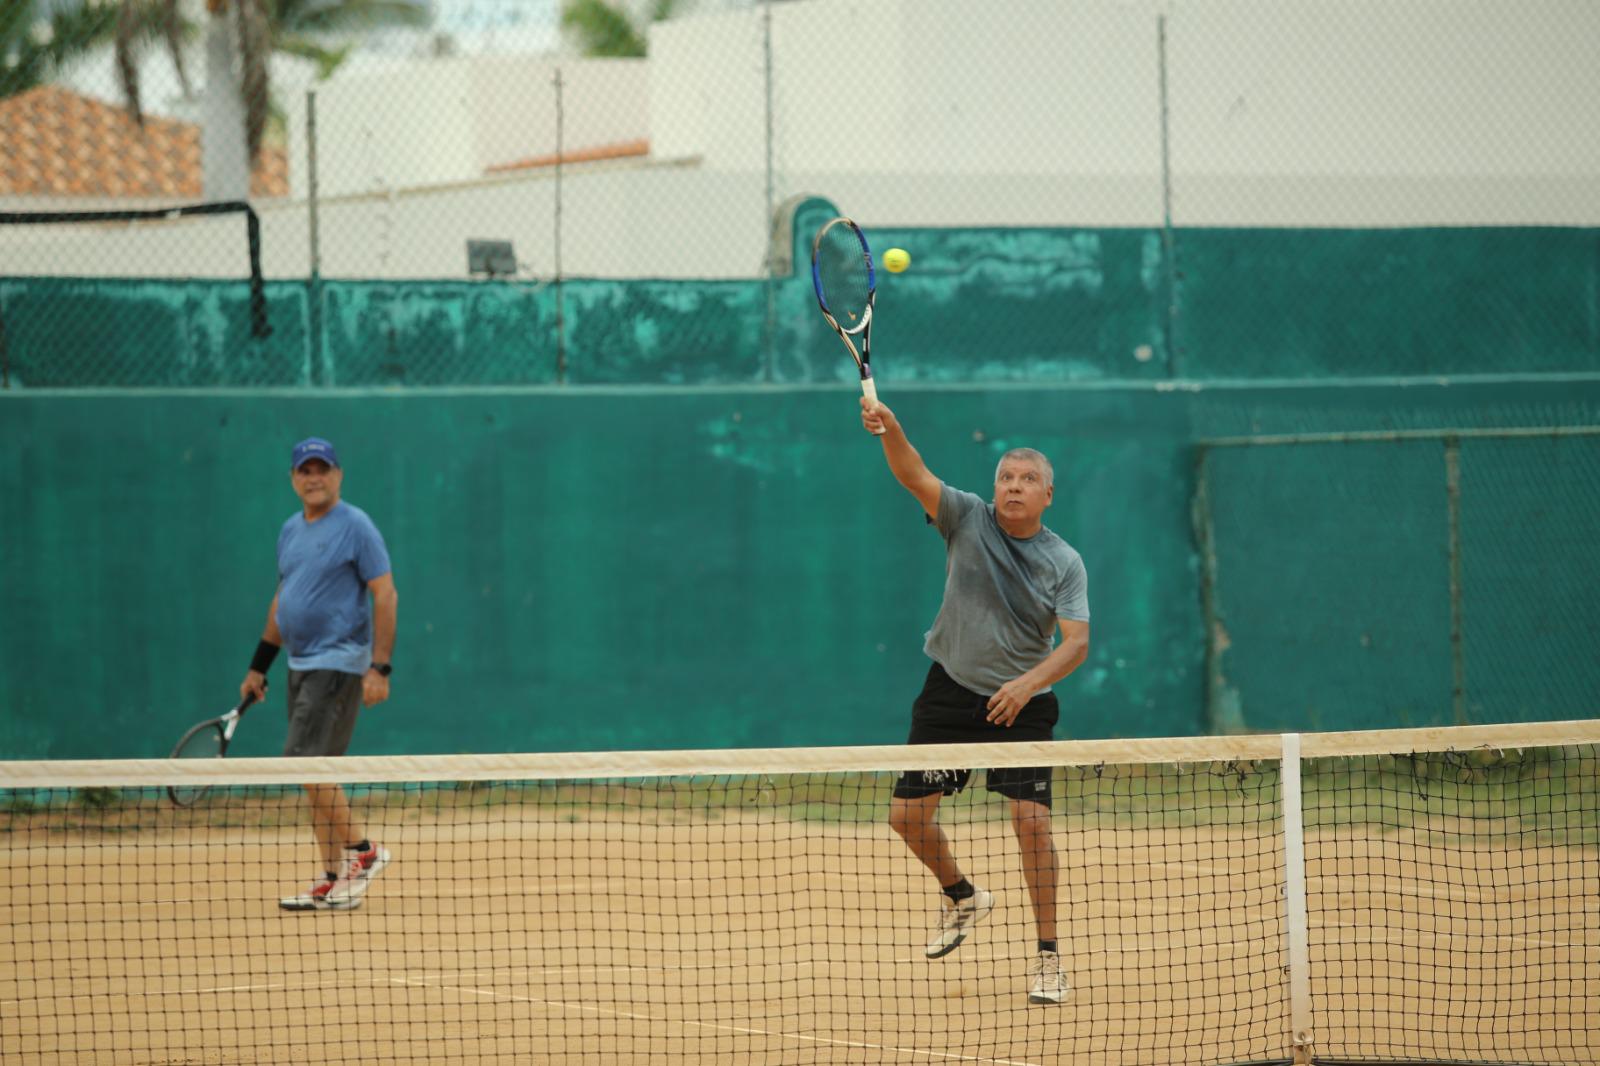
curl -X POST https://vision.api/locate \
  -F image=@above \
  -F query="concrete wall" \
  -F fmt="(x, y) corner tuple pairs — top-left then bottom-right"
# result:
(4, 374), (1597, 759)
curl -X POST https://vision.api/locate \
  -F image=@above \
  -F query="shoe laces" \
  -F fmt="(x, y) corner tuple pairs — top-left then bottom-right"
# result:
(341, 849), (372, 880)
(934, 889), (972, 928)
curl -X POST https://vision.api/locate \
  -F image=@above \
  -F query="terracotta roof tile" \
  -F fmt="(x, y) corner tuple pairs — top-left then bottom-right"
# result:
(0, 85), (287, 199)
(485, 138), (650, 174)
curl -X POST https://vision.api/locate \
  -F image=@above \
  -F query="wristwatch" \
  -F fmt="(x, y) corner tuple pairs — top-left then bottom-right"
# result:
(370, 662), (392, 677)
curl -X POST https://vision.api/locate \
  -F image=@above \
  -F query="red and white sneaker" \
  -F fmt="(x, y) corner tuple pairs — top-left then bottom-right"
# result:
(279, 876), (336, 912)
(325, 844), (390, 910)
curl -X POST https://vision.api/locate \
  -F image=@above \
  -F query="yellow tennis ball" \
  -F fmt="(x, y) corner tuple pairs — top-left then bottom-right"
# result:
(883, 248), (911, 274)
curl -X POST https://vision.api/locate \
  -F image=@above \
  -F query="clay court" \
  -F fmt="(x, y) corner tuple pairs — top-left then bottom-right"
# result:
(5, 779), (1596, 1066)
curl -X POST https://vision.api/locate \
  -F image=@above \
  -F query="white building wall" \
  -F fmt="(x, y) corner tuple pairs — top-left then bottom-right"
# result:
(5, 0), (1598, 280)
(1163, 0), (1600, 225)
(286, 56), (649, 201)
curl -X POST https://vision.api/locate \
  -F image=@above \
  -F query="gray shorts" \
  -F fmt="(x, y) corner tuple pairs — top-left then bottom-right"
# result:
(284, 669), (364, 757)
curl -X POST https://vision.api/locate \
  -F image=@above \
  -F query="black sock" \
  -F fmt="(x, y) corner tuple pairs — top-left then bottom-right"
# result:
(346, 840), (371, 853)
(1038, 939), (1057, 954)
(942, 878), (975, 903)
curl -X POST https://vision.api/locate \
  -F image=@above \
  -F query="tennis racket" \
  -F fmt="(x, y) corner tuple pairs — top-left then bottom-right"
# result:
(811, 216), (884, 434)
(167, 690), (259, 807)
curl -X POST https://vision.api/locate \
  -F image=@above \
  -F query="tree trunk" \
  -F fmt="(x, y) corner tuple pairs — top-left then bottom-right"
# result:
(201, 13), (250, 202)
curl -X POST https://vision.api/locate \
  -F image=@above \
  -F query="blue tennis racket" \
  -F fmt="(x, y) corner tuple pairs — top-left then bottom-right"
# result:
(811, 216), (884, 434)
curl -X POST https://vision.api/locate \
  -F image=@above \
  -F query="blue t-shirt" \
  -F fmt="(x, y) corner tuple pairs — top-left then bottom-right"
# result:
(275, 501), (392, 675)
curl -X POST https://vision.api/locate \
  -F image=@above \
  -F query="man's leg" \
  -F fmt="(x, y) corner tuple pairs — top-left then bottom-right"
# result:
(1009, 797), (1057, 943)
(889, 792), (961, 887)
(306, 781), (390, 909)
(304, 782), (362, 871)
(891, 787), (994, 958)
(280, 670), (387, 911)
(1010, 796), (1069, 1003)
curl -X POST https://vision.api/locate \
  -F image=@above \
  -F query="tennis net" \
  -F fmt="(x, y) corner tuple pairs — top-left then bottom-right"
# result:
(3, 721), (1597, 1065)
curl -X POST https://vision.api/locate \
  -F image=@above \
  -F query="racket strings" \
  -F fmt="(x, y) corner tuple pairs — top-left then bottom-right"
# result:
(815, 224), (872, 327)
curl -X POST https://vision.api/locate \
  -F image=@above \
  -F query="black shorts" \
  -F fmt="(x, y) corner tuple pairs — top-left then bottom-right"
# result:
(892, 661), (1058, 808)
(284, 669), (364, 757)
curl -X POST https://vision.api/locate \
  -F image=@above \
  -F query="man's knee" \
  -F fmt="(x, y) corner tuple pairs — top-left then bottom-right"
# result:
(889, 797), (933, 839)
(1009, 799), (1054, 838)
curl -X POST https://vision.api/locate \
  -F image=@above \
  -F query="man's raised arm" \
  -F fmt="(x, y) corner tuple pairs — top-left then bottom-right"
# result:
(862, 396), (941, 519)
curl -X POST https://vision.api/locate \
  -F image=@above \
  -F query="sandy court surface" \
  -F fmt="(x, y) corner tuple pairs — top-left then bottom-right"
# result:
(2, 793), (1597, 1065)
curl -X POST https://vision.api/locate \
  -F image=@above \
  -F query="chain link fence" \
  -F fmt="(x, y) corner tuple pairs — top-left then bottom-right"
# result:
(2, 0), (1597, 387)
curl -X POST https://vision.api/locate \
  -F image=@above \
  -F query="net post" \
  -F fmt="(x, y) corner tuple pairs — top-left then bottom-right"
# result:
(1281, 731), (1313, 1062)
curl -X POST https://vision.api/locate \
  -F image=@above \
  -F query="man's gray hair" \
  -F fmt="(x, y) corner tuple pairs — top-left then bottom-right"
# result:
(994, 448), (1054, 487)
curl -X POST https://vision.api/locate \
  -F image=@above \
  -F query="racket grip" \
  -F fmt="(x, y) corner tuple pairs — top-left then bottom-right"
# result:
(861, 376), (886, 435)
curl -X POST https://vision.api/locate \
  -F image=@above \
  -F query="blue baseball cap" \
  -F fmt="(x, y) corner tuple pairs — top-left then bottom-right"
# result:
(290, 437), (340, 470)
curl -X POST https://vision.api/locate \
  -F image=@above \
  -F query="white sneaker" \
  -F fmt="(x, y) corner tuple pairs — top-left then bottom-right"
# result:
(1028, 950), (1069, 1004)
(279, 877), (336, 912)
(924, 887), (995, 958)
(324, 844), (390, 910)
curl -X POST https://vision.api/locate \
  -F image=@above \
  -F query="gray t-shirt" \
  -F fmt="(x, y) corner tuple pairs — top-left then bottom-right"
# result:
(922, 484), (1090, 696)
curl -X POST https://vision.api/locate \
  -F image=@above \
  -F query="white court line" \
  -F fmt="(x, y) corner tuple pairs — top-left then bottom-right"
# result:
(390, 948), (1021, 981)
(0, 949), (1024, 1007)
(2, 970), (1046, 1065)
(389, 974), (1045, 1066)
(1, 976), (352, 1007)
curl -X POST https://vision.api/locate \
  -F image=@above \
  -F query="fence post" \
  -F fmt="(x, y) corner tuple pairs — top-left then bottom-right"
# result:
(552, 68), (566, 385)
(1445, 436), (1467, 723)
(306, 88), (324, 388)
(762, 1), (777, 384)
(1158, 13), (1180, 377)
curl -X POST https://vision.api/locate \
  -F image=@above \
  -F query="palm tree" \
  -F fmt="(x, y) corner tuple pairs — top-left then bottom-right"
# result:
(560, 0), (683, 59)
(1, 0), (175, 99)
(112, 0), (429, 197)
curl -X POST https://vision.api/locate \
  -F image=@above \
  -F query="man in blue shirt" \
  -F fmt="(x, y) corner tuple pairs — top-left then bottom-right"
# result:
(862, 398), (1089, 1007)
(240, 437), (399, 911)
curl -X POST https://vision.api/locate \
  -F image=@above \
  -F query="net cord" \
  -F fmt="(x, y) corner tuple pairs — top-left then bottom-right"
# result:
(5, 718), (1599, 788)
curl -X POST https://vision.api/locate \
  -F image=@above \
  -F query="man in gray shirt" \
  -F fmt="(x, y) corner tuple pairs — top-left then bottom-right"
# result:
(862, 397), (1090, 1006)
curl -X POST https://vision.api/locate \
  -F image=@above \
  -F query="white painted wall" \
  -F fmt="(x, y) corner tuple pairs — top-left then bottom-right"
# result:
(5, 0), (1598, 280)
(1163, 0), (1600, 224)
(285, 55), (649, 200)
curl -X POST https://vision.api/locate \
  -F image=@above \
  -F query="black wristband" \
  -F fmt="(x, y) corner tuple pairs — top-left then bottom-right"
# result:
(249, 640), (281, 675)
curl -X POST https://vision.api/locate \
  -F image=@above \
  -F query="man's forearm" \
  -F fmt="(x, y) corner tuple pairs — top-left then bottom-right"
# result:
(881, 424), (933, 492)
(1025, 634), (1089, 691)
(371, 591), (398, 662)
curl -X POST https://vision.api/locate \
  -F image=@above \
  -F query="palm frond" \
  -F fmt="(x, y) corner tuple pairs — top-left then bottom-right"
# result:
(560, 0), (646, 59)
(161, 0), (191, 97)
(0, 0), (32, 46)
(1, 1), (122, 98)
(111, 0), (192, 121)
(273, 0), (432, 36)
(235, 0), (272, 162)
(115, 0), (146, 124)
(274, 33), (351, 79)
